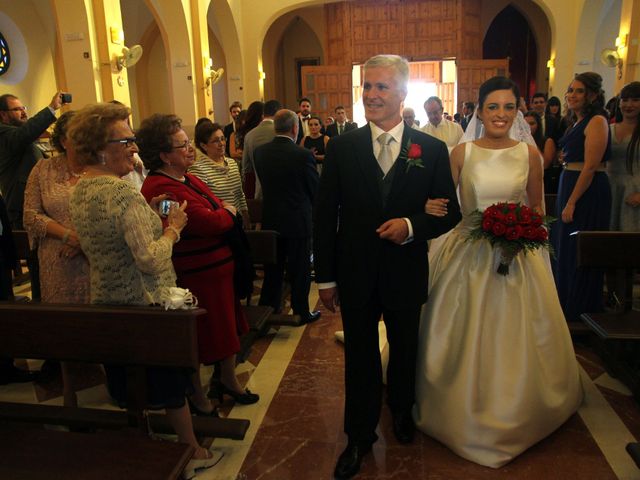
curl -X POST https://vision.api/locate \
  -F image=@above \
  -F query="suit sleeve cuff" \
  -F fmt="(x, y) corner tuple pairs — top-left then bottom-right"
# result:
(401, 217), (414, 244)
(317, 281), (337, 289)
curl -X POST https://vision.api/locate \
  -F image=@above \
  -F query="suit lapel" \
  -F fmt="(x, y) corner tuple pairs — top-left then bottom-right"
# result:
(385, 126), (413, 208)
(354, 125), (383, 212)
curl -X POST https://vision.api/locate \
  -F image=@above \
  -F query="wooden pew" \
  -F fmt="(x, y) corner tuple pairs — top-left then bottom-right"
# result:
(577, 232), (640, 402)
(0, 302), (250, 479)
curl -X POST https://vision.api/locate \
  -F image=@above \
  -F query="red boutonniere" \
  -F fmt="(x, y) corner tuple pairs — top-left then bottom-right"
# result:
(400, 140), (424, 172)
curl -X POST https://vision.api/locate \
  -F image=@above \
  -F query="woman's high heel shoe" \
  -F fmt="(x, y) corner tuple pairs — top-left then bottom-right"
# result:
(187, 396), (219, 417)
(209, 380), (259, 405)
(183, 450), (224, 480)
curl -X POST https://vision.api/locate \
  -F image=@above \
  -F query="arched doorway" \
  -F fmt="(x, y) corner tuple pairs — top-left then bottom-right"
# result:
(483, 5), (537, 102)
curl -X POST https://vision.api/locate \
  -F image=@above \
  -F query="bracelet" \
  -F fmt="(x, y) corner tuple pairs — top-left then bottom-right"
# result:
(61, 229), (71, 244)
(165, 225), (181, 243)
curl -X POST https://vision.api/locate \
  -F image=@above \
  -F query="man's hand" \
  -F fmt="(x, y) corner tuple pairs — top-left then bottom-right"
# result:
(50, 92), (64, 111)
(376, 218), (409, 244)
(319, 287), (339, 313)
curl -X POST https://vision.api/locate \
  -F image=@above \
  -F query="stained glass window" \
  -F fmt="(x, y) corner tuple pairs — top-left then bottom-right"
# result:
(0, 32), (10, 76)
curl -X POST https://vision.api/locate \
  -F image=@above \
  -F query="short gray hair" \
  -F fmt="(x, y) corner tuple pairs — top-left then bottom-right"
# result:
(363, 55), (409, 93)
(274, 109), (298, 134)
(425, 96), (443, 109)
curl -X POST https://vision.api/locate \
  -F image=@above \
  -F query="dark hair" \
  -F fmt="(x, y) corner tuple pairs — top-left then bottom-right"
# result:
(620, 81), (640, 174)
(334, 105), (345, 112)
(0, 93), (18, 111)
(545, 96), (562, 120)
(136, 114), (183, 171)
(464, 101), (475, 111)
(195, 121), (223, 155)
(569, 71), (607, 121)
(524, 111), (545, 151)
(51, 111), (75, 153)
(195, 117), (213, 130)
(477, 76), (520, 110)
(264, 99), (282, 117)
(299, 97), (311, 105)
(229, 101), (242, 112)
(238, 101), (264, 140)
(532, 92), (547, 101)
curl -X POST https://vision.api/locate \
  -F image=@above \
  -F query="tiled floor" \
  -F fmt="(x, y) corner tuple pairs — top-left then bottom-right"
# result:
(2, 283), (640, 479)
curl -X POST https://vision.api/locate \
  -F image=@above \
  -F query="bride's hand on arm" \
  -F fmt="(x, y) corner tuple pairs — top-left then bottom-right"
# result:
(425, 198), (449, 216)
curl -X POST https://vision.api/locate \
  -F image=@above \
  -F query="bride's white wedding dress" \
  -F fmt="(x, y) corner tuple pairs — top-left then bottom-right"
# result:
(413, 142), (583, 468)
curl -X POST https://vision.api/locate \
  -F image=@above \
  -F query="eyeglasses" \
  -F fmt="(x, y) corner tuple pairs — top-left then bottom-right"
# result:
(208, 137), (225, 144)
(3, 106), (27, 112)
(107, 137), (137, 147)
(172, 139), (194, 150)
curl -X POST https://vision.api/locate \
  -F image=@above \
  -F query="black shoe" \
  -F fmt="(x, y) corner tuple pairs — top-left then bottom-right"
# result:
(187, 396), (220, 417)
(392, 412), (415, 444)
(300, 310), (321, 325)
(210, 381), (259, 405)
(334, 443), (371, 479)
(0, 366), (38, 385)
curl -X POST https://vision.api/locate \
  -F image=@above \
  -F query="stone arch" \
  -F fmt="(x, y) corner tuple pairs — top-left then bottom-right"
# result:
(262, 7), (325, 109)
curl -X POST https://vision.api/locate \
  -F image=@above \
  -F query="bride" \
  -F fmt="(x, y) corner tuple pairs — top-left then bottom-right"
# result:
(413, 76), (583, 468)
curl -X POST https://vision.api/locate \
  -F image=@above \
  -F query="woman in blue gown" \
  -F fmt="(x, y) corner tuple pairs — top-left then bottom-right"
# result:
(552, 72), (611, 323)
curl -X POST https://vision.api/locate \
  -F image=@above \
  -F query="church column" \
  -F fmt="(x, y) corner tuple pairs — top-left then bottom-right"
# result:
(190, 0), (213, 119)
(90, 0), (132, 105)
(616, 0), (640, 89)
(50, 0), (103, 106)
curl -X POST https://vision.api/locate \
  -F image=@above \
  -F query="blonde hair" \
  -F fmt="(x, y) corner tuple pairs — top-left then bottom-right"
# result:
(66, 103), (131, 166)
(363, 55), (409, 93)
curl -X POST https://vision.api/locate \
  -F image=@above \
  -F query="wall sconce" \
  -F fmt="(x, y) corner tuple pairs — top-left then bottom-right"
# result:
(615, 34), (628, 50)
(110, 26), (124, 45)
(259, 71), (266, 80)
(546, 58), (555, 69)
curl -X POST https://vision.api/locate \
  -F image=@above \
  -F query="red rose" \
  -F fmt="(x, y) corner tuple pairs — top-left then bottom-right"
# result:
(519, 205), (532, 215)
(536, 227), (548, 241)
(505, 227), (519, 240)
(523, 226), (536, 239)
(531, 214), (543, 227)
(493, 211), (506, 223)
(492, 222), (507, 236)
(407, 143), (422, 159)
(482, 218), (494, 231)
(519, 213), (531, 225)
(505, 212), (517, 225)
(507, 203), (517, 210)
(515, 225), (524, 238)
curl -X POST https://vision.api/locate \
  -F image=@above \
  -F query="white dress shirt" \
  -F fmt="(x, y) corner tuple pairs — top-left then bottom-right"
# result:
(421, 118), (463, 150)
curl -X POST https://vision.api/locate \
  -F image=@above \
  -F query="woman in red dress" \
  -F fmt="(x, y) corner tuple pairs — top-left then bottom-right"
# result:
(137, 114), (258, 415)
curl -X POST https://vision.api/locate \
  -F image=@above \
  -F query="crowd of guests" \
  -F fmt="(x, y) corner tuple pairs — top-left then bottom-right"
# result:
(0, 68), (638, 478)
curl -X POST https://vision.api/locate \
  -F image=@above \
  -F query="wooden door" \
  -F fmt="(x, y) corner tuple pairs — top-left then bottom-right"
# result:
(456, 59), (509, 113)
(300, 66), (353, 123)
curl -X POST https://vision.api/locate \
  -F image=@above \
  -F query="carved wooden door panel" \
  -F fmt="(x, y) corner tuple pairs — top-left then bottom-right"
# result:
(300, 66), (353, 123)
(456, 59), (509, 112)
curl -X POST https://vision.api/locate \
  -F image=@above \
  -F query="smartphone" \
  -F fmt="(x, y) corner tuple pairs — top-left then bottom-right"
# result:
(159, 199), (178, 217)
(61, 93), (72, 104)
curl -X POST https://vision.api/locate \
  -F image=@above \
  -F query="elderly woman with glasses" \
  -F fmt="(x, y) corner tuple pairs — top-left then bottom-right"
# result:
(190, 120), (249, 222)
(67, 103), (221, 477)
(138, 114), (257, 415)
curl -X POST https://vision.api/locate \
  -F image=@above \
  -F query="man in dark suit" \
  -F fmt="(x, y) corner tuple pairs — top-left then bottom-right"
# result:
(0, 91), (62, 302)
(326, 105), (357, 138)
(531, 92), (559, 142)
(296, 97), (313, 144)
(254, 109), (321, 324)
(459, 101), (475, 131)
(223, 101), (242, 156)
(314, 55), (461, 479)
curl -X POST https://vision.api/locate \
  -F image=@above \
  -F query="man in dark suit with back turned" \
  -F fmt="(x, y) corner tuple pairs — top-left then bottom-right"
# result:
(314, 55), (461, 480)
(255, 109), (321, 324)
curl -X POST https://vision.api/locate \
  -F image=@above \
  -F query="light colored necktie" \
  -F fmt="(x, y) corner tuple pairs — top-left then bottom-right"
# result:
(377, 132), (394, 176)
(338, 124), (343, 135)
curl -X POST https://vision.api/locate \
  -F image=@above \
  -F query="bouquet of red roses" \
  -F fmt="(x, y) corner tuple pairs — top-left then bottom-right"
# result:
(468, 202), (554, 275)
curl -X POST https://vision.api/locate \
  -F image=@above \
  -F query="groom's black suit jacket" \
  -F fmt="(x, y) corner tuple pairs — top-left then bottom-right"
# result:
(313, 124), (461, 310)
